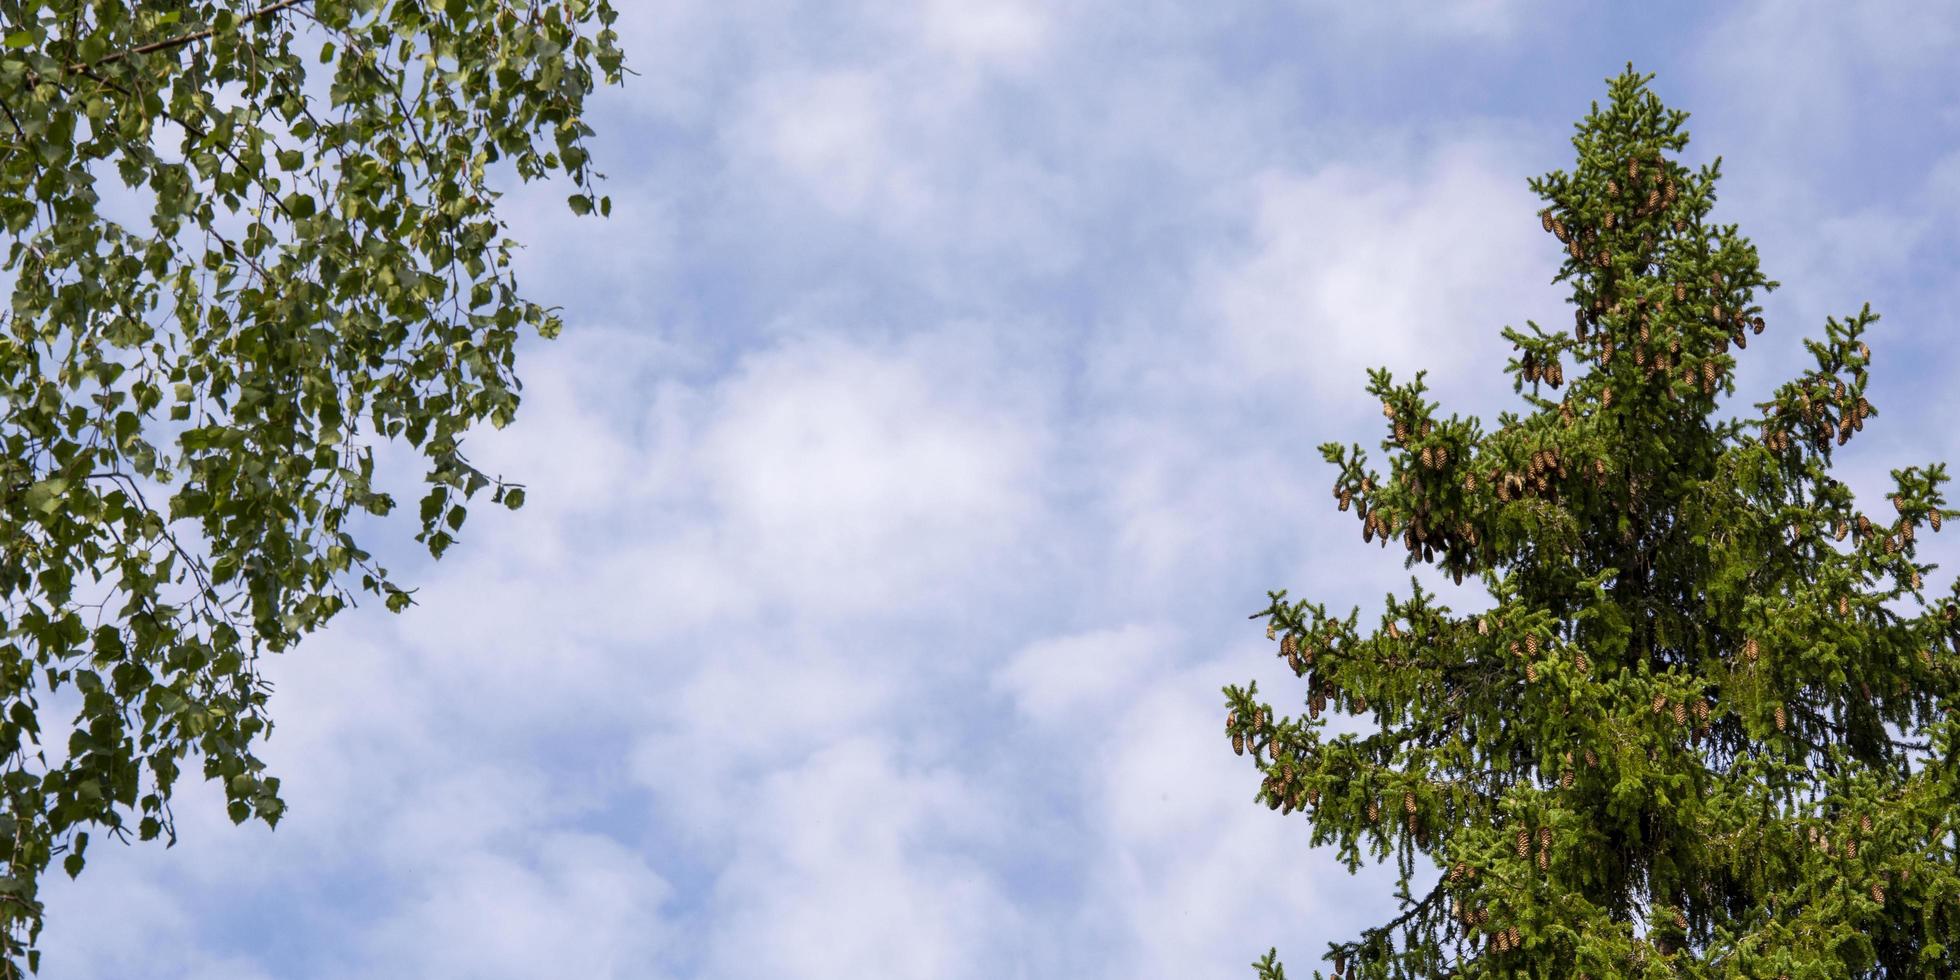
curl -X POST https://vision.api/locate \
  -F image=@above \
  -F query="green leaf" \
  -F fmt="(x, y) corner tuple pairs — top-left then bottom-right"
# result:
(503, 487), (525, 510)
(3, 31), (34, 49)
(24, 478), (69, 515)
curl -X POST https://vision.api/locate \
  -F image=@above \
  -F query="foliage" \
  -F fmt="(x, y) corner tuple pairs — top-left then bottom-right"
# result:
(0, 0), (621, 969)
(1227, 67), (1960, 978)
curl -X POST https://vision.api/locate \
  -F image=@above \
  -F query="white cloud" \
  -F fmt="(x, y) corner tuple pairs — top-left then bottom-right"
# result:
(996, 623), (1176, 725)
(1205, 135), (1560, 397)
(729, 68), (932, 223)
(694, 328), (1053, 615)
(360, 833), (672, 979)
(692, 737), (1022, 980)
(919, 0), (1051, 68)
(1696, 0), (1957, 145)
(1291, 0), (1548, 41)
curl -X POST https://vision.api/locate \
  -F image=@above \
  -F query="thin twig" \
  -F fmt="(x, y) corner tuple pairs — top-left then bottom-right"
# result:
(71, 0), (312, 73)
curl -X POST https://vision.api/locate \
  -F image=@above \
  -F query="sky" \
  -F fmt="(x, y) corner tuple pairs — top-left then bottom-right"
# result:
(32, 2), (1960, 977)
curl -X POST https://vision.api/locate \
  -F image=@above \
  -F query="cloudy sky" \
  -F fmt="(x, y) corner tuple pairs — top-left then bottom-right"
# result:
(36, 2), (1960, 977)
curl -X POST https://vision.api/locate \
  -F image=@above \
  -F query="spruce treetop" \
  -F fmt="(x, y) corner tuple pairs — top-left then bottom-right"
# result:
(1229, 66), (1960, 979)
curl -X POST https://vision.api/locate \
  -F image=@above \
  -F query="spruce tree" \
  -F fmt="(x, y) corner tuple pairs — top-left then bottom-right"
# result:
(1226, 67), (1960, 979)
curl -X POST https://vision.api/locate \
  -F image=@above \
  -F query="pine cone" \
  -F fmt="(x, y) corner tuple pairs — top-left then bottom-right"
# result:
(1774, 704), (1787, 731)
(1405, 792), (1416, 814)
(1653, 693), (1668, 714)
(1517, 829), (1530, 857)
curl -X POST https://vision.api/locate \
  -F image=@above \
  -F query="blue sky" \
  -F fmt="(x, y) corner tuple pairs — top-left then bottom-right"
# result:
(35, 2), (1960, 977)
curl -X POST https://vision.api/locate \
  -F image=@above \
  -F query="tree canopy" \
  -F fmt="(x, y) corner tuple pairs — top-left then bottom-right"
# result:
(0, 0), (621, 969)
(1230, 67), (1960, 978)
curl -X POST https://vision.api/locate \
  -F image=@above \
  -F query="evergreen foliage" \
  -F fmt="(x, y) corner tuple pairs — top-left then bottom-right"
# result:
(0, 1), (621, 971)
(1228, 67), (1960, 979)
